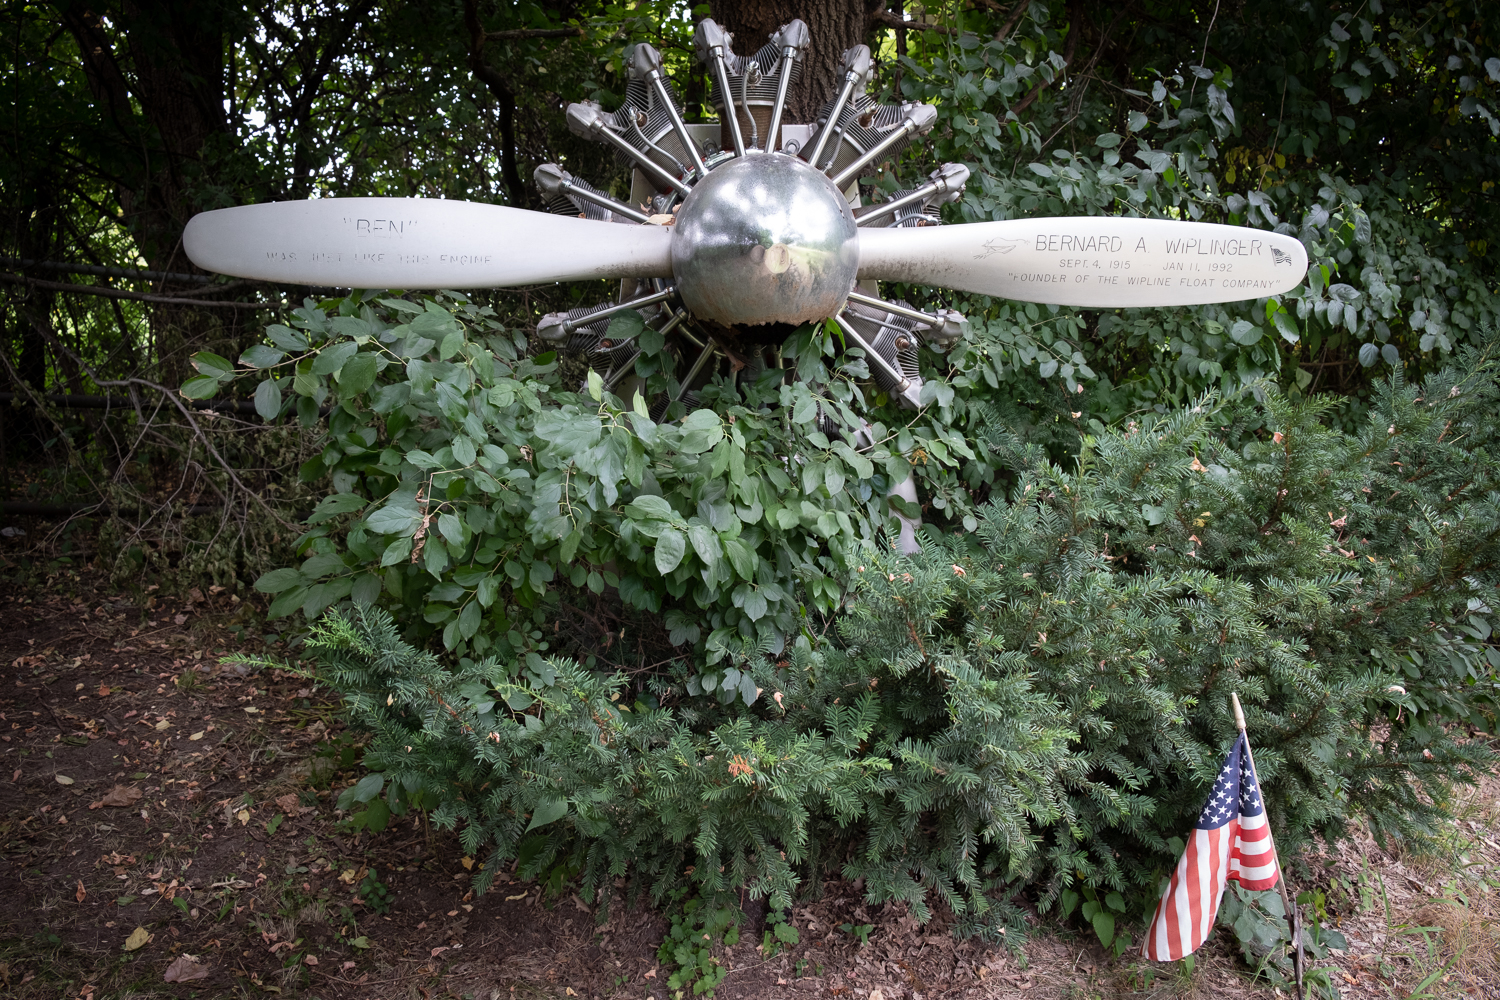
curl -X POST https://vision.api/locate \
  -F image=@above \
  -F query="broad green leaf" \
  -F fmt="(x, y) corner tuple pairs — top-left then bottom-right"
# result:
(380, 536), (412, 566)
(458, 601), (481, 639)
(452, 436), (477, 466)
(723, 537), (757, 581)
(688, 524), (720, 566)
(254, 378), (282, 420)
(351, 573), (381, 606)
(311, 341), (358, 375)
(791, 393), (818, 425)
(378, 297), (423, 314)
(605, 309), (645, 343)
(338, 352), (379, 393)
(628, 495), (675, 520)
(677, 409), (724, 454)
(254, 568), (304, 594)
(438, 512), (464, 546)
(301, 552), (346, 578)
(655, 527), (686, 574)
(1229, 320), (1262, 346)
(525, 796), (568, 832)
(350, 772), (384, 804)
(1272, 309), (1300, 344)
(179, 375), (221, 399)
(366, 504), (422, 536)
(266, 324), (309, 351)
(240, 344), (286, 369)
(267, 585), (307, 619)
(308, 493), (367, 524)
(190, 351), (235, 379)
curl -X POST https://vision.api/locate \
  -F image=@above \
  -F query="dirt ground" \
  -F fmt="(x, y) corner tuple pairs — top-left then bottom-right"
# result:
(1, 570), (1496, 1000)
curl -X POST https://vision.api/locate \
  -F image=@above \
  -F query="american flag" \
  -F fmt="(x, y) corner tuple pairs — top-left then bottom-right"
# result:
(1142, 731), (1280, 961)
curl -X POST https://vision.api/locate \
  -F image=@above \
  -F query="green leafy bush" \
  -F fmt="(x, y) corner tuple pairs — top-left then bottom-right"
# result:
(195, 291), (982, 674)
(267, 337), (1497, 938)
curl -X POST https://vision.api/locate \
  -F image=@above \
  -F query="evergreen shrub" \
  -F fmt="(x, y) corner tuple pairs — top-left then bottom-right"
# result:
(213, 290), (1498, 932)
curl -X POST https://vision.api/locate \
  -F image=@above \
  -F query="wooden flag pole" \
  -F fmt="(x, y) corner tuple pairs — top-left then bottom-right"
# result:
(1231, 692), (1304, 1000)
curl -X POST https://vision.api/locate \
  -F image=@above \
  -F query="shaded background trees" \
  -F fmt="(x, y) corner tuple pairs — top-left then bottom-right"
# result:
(0, 0), (1496, 577)
(7, 0), (1495, 402)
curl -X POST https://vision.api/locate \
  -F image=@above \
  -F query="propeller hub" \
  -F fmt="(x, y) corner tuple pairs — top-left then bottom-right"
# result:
(670, 154), (858, 328)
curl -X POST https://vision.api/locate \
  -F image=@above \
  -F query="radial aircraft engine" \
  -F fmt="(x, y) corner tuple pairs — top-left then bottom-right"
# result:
(183, 18), (1307, 550)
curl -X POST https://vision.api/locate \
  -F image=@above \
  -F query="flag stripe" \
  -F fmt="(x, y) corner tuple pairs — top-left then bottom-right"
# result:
(1142, 732), (1282, 962)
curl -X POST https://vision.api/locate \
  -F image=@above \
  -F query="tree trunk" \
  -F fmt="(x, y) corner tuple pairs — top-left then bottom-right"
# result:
(709, 0), (883, 123)
(62, 0), (238, 384)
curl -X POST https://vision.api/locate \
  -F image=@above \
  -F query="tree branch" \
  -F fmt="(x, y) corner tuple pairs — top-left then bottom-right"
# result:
(0, 272), (283, 310)
(485, 27), (582, 41)
(870, 11), (959, 36)
(1011, 3), (1085, 115)
(463, 0), (532, 209)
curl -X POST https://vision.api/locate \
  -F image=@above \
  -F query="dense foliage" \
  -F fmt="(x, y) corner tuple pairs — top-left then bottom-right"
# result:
(199, 291), (962, 669)
(283, 348), (1498, 943)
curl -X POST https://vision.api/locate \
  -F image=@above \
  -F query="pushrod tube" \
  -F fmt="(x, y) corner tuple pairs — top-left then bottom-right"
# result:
(803, 74), (858, 168)
(764, 53), (795, 152)
(648, 73), (710, 176)
(557, 178), (652, 224)
(710, 53), (746, 156)
(853, 184), (938, 227)
(672, 342), (718, 400)
(562, 287), (676, 335)
(831, 117), (923, 189)
(846, 290), (938, 328)
(592, 125), (691, 195)
(833, 312), (910, 391)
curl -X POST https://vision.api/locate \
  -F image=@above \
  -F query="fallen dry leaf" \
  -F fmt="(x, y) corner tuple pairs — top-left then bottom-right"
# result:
(54, 774), (75, 786)
(76, 880), (86, 903)
(153, 719), (169, 730)
(274, 793), (302, 816)
(189, 731), (204, 741)
(304, 955), (319, 966)
(123, 926), (151, 951)
(99, 785), (144, 808)
(162, 954), (210, 982)
(173, 613), (188, 625)
(98, 685), (111, 697)
(430, 946), (450, 957)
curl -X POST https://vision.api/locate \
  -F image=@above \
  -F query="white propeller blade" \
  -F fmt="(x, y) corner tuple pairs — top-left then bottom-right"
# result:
(858, 217), (1307, 307)
(183, 197), (673, 288)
